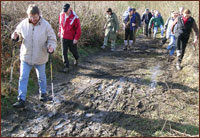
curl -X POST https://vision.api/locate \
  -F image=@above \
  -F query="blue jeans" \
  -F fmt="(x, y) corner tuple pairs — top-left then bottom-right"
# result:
(18, 61), (47, 101)
(167, 35), (176, 56)
(153, 25), (164, 38)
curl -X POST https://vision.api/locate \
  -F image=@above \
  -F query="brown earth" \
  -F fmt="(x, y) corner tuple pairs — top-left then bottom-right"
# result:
(1, 35), (199, 137)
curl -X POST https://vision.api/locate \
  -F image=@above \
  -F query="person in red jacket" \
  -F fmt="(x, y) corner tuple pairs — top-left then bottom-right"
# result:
(58, 3), (81, 73)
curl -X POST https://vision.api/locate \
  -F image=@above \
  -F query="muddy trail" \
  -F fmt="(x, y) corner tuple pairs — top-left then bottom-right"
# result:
(1, 35), (199, 137)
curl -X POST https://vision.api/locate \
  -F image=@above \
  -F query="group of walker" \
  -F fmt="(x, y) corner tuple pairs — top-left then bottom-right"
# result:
(101, 7), (141, 51)
(10, 4), (198, 108)
(101, 7), (199, 71)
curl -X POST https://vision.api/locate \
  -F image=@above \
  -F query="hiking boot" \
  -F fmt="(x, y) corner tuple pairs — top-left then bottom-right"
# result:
(74, 60), (79, 66)
(63, 67), (69, 73)
(123, 47), (127, 51)
(39, 93), (47, 101)
(13, 99), (25, 108)
(162, 37), (167, 45)
(176, 62), (182, 71)
(123, 48), (127, 51)
(111, 48), (115, 52)
(101, 45), (106, 49)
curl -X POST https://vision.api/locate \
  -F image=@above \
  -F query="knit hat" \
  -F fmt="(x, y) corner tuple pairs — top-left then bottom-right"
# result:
(63, 3), (70, 12)
(107, 8), (112, 13)
(128, 8), (133, 12)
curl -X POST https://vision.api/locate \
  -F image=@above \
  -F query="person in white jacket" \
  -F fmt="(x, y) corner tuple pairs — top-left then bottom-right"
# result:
(166, 11), (178, 60)
(11, 4), (57, 108)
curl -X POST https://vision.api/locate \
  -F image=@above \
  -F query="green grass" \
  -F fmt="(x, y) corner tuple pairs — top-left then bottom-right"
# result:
(26, 78), (38, 97)
(1, 95), (16, 117)
(152, 131), (168, 137)
(172, 124), (199, 135)
(1, 72), (39, 116)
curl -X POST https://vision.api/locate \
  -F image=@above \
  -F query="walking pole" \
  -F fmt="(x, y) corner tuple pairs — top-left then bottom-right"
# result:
(9, 40), (15, 95)
(49, 53), (55, 103)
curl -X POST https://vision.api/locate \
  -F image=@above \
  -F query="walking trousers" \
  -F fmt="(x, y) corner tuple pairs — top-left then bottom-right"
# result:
(125, 28), (133, 40)
(176, 35), (189, 63)
(144, 23), (151, 37)
(61, 38), (79, 68)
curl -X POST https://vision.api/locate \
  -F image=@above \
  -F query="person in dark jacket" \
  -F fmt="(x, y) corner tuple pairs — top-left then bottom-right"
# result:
(123, 8), (137, 50)
(171, 9), (199, 70)
(142, 8), (152, 37)
(132, 8), (141, 45)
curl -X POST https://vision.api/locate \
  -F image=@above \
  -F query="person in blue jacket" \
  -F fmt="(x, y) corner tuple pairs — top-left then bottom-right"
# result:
(123, 8), (138, 50)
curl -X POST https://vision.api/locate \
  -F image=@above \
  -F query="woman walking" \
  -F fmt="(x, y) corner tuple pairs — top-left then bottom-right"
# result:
(172, 9), (199, 70)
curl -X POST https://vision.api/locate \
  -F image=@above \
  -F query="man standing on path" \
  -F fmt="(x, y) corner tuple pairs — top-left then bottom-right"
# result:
(11, 4), (57, 108)
(101, 8), (119, 51)
(58, 3), (81, 73)
(141, 8), (152, 38)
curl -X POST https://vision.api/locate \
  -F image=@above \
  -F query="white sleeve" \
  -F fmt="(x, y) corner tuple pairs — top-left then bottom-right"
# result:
(47, 23), (57, 50)
(14, 20), (24, 41)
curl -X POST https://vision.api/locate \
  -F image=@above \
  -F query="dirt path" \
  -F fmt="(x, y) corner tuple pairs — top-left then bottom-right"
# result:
(1, 35), (199, 137)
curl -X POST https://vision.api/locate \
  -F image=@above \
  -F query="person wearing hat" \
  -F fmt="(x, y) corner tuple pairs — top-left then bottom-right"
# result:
(171, 9), (199, 70)
(141, 8), (152, 37)
(58, 3), (81, 73)
(101, 8), (119, 51)
(123, 8), (138, 50)
(11, 4), (57, 108)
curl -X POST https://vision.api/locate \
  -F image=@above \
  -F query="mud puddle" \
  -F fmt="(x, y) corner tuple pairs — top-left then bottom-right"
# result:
(1, 35), (199, 137)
